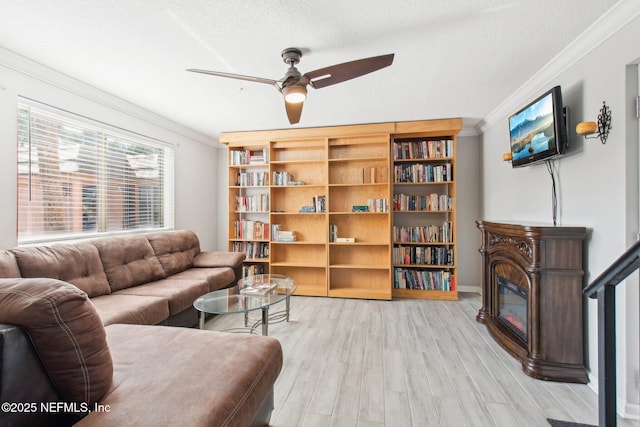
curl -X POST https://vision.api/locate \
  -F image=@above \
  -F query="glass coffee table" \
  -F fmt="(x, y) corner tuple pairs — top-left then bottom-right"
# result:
(193, 274), (297, 335)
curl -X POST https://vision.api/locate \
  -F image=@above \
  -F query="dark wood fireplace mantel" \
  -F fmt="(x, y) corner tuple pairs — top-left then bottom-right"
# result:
(476, 220), (588, 383)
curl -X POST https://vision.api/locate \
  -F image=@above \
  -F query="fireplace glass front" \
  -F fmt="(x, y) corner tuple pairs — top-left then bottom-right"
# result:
(497, 275), (527, 342)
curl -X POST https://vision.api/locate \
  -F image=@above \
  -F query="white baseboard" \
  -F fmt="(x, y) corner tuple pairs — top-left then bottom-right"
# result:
(458, 285), (481, 294)
(586, 370), (640, 420)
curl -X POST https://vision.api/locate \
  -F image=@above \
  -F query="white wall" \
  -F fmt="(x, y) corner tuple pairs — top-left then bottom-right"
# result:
(456, 133), (483, 292)
(0, 47), (221, 251)
(481, 6), (640, 418)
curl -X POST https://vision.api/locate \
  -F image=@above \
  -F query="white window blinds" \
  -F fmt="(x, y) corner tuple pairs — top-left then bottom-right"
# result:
(17, 99), (174, 244)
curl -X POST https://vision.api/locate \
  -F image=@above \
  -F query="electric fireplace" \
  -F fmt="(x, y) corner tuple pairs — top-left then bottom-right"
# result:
(476, 220), (588, 383)
(497, 276), (527, 342)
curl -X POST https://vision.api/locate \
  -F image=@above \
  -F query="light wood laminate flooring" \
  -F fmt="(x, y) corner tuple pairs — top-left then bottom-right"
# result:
(205, 293), (636, 427)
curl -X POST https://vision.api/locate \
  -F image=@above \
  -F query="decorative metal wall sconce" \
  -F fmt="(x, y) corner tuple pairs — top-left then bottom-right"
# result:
(576, 101), (612, 144)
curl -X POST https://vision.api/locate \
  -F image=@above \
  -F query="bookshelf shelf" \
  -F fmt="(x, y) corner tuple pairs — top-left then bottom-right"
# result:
(222, 119), (462, 301)
(393, 157), (454, 163)
(328, 156), (388, 163)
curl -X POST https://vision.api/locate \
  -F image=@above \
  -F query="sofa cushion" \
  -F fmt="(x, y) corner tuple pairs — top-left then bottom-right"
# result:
(113, 278), (209, 315)
(11, 243), (111, 298)
(92, 235), (165, 291)
(90, 294), (170, 326)
(0, 278), (113, 406)
(75, 324), (283, 427)
(0, 250), (21, 278)
(146, 229), (200, 276)
(167, 267), (236, 292)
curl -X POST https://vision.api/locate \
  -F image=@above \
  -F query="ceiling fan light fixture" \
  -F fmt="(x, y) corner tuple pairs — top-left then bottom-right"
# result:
(282, 84), (307, 103)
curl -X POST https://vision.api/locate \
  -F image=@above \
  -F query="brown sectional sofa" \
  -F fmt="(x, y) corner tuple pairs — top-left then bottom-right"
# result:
(0, 230), (284, 426)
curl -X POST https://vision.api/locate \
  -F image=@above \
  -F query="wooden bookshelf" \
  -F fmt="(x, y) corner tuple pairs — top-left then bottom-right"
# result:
(221, 119), (462, 300)
(327, 133), (391, 299)
(227, 144), (271, 277)
(391, 135), (459, 300)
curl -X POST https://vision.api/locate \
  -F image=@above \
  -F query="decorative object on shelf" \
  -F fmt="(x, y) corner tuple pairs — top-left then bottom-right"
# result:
(576, 101), (612, 144)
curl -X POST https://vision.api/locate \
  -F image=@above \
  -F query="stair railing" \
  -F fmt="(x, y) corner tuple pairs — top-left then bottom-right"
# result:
(583, 238), (640, 427)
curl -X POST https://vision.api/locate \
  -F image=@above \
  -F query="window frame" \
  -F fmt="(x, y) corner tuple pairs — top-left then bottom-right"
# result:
(17, 98), (175, 245)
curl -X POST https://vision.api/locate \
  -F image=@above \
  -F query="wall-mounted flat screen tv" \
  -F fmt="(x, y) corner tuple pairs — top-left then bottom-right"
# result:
(509, 85), (567, 168)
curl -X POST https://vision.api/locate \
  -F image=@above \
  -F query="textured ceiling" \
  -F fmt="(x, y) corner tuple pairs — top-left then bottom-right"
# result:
(0, 0), (621, 141)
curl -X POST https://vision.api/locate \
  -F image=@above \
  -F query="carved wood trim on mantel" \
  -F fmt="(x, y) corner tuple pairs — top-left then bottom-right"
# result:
(487, 231), (533, 260)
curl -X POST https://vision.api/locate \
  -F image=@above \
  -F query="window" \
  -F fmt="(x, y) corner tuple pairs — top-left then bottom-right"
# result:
(17, 99), (174, 244)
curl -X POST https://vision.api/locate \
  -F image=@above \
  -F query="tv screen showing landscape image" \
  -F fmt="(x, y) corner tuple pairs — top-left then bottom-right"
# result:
(509, 86), (563, 167)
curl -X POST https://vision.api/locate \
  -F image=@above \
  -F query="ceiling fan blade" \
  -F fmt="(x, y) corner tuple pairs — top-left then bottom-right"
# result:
(186, 69), (279, 86)
(303, 53), (394, 89)
(284, 99), (304, 125)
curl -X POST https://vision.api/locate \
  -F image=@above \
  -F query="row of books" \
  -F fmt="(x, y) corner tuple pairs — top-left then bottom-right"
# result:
(394, 163), (452, 183)
(393, 268), (455, 291)
(299, 195), (326, 213)
(235, 171), (269, 187)
(329, 223), (339, 242)
(393, 222), (453, 243)
(272, 171), (304, 186)
(232, 241), (269, 259)
(236, 195), (269, 212)
(230, 148), (268, 165)
(393, 193), (452, 211)
(232, 219), (269, 240)
(393, 139), (454, 160)
(313, 195), (326, 213)
(393, 245), (453, 266)
(367, 198), (389, 212)
(362, 166), (388, 184)
(275, 230), (297, 242)
(242, 264), (265, 277)
(270, 224), (297, 242)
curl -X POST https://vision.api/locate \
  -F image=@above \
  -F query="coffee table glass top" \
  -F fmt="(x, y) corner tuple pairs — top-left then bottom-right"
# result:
(193, 274), (297, 315)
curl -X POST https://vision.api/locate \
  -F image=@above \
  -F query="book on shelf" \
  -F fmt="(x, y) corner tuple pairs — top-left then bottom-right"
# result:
(329, 223), (338, 242)
(230, 148), (268, 165)
(393, 267), (454, 291)
(236, 194), (269, 212)
(393, 222), (453, 243)
(233, 219), (270, 240)
(393, 163), (452, 183)
(393, 139), (453, 160)
(249, 149), (268, 164)
(352, 205), (369, 212)
(276, 230), (297, 242)
(362, 166), (388, 184)
(335, 237), (355, 243)
(236, 171), (269, 186)
(272, 171), (304, 186)
(367, 198), (389, 212)
(393, 245), (453, 266)
(393, 193), (452, 211)
(242, 264), (265, 277)
(232, 241), (269, 259)
(271, 224), (281, 241)
(313, 195), (326, 213)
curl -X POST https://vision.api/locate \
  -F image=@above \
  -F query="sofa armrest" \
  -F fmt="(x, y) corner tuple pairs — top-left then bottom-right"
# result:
(193, 251), (245, 269)
(193, 251), (246, 284)
(0, 324), (76, 426)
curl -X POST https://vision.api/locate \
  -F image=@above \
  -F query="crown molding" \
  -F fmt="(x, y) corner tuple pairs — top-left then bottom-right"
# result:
(479, 0), (640, 133)
(0, 45), (215, 146)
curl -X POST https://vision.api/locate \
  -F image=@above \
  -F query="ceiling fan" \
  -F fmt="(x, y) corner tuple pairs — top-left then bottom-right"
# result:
(187, 48), (394, 125)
